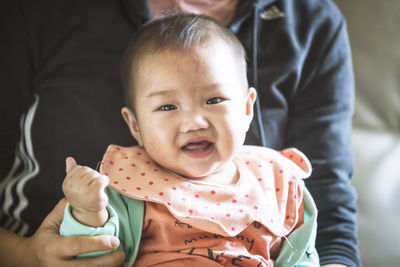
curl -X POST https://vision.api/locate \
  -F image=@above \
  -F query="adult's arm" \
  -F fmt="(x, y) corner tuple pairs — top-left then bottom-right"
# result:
(286, 5), (359, 266)
(0, 198), (125, 267)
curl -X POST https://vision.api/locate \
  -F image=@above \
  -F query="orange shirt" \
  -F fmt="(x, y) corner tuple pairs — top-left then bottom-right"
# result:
(134, 201), (303, 266)
(101, 145), (311, 266)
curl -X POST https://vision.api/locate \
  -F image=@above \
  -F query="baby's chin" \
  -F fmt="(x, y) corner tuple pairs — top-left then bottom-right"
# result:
(175, 163), (237, 185)
(169, 166), (218, 181)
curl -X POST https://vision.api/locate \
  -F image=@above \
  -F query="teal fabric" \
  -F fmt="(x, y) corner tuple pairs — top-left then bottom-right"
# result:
(275, 188), (319, 266)
(60, 188), (318, 266)
(106, 188), (144, 266)
(60, 201), (119, 257)
(60, 188), (144, 265)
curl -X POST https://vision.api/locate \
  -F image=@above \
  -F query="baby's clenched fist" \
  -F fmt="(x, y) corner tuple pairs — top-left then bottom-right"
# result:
(62, 157), (109, 227)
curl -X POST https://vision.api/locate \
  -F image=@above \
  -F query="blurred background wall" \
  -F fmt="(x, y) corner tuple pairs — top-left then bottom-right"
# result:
(335, 1), (400, 266)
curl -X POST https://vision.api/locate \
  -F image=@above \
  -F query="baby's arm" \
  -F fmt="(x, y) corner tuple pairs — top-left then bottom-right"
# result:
(62, 157), (109, 227)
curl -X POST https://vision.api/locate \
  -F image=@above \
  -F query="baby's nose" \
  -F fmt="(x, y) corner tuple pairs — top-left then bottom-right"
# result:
(179, 112), (209, 133)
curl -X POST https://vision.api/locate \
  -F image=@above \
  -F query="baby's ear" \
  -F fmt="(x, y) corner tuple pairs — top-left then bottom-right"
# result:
(245, 87), (257, 126)
(121, 107), (143, 146)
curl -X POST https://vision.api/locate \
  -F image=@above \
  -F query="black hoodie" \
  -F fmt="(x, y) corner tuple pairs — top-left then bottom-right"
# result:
(0, 0), (360, 265)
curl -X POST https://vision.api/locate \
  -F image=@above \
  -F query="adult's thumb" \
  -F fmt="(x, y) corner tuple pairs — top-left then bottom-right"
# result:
(65, 157), (77, 173)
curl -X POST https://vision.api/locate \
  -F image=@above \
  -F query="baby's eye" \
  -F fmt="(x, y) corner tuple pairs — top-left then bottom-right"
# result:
(159, 104), (177, 111)
(206, 97), (223, 105)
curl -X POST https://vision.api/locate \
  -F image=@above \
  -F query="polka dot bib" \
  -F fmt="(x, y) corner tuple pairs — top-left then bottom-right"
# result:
(100, 145), (311, 237)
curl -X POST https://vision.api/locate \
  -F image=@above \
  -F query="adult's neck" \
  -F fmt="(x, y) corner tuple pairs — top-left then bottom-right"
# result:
(148, 0), (240, 25)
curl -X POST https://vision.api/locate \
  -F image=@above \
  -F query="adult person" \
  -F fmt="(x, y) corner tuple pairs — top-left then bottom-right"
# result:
(0, 0), (360, 266)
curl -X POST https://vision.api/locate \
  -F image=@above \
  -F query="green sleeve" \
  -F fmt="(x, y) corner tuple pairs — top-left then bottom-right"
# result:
(275, 188), (320, 266)
(106, 188), (144, 266)
(59, 203), (119, 257)
(59, 188), (144, 265)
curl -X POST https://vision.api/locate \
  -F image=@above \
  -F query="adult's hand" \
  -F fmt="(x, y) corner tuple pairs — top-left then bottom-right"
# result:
(1, 198), (125, 267)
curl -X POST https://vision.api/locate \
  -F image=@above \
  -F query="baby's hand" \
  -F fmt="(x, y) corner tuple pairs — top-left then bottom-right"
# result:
(62, 157), (109, 227)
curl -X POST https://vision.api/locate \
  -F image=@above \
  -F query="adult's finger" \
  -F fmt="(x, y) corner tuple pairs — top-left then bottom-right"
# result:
(64, 250), (126, 267)
(40, 198), (119, 257)
(51, 234), (121, 258)
(42, 198), (69, 230)
(34, 198), (125, 267)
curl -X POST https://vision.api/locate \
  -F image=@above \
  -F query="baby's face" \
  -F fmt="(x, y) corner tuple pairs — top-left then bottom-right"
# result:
(123, 39), (256, 179)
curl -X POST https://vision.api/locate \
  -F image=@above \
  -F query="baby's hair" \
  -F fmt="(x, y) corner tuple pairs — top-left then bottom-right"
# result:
(121, 13), (248, 109)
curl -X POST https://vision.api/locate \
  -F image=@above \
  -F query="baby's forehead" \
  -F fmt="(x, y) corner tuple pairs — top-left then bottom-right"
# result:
(128, 38), (248, 101)
(134, 37), (244, 71)
(134, 47), (245, 83)
(121, 15), (248, 109)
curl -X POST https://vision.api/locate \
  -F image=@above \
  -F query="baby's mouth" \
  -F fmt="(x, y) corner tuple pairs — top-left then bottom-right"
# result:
(181, 139), (214, 158)
(182, 141), (212, 152)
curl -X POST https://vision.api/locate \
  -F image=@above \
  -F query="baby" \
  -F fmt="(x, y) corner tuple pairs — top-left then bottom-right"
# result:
(60, 14), (319, 266)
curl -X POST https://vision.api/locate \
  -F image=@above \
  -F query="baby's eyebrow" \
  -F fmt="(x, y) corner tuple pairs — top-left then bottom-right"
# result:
(146, 89), (178, 98)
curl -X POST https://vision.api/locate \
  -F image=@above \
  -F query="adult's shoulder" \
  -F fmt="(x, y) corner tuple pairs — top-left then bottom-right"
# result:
(281, 0), (344, 25)
(276, 0), (346, 45)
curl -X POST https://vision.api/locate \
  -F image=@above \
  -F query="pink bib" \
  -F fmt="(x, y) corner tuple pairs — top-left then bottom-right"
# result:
(100, 145), (311, 237)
